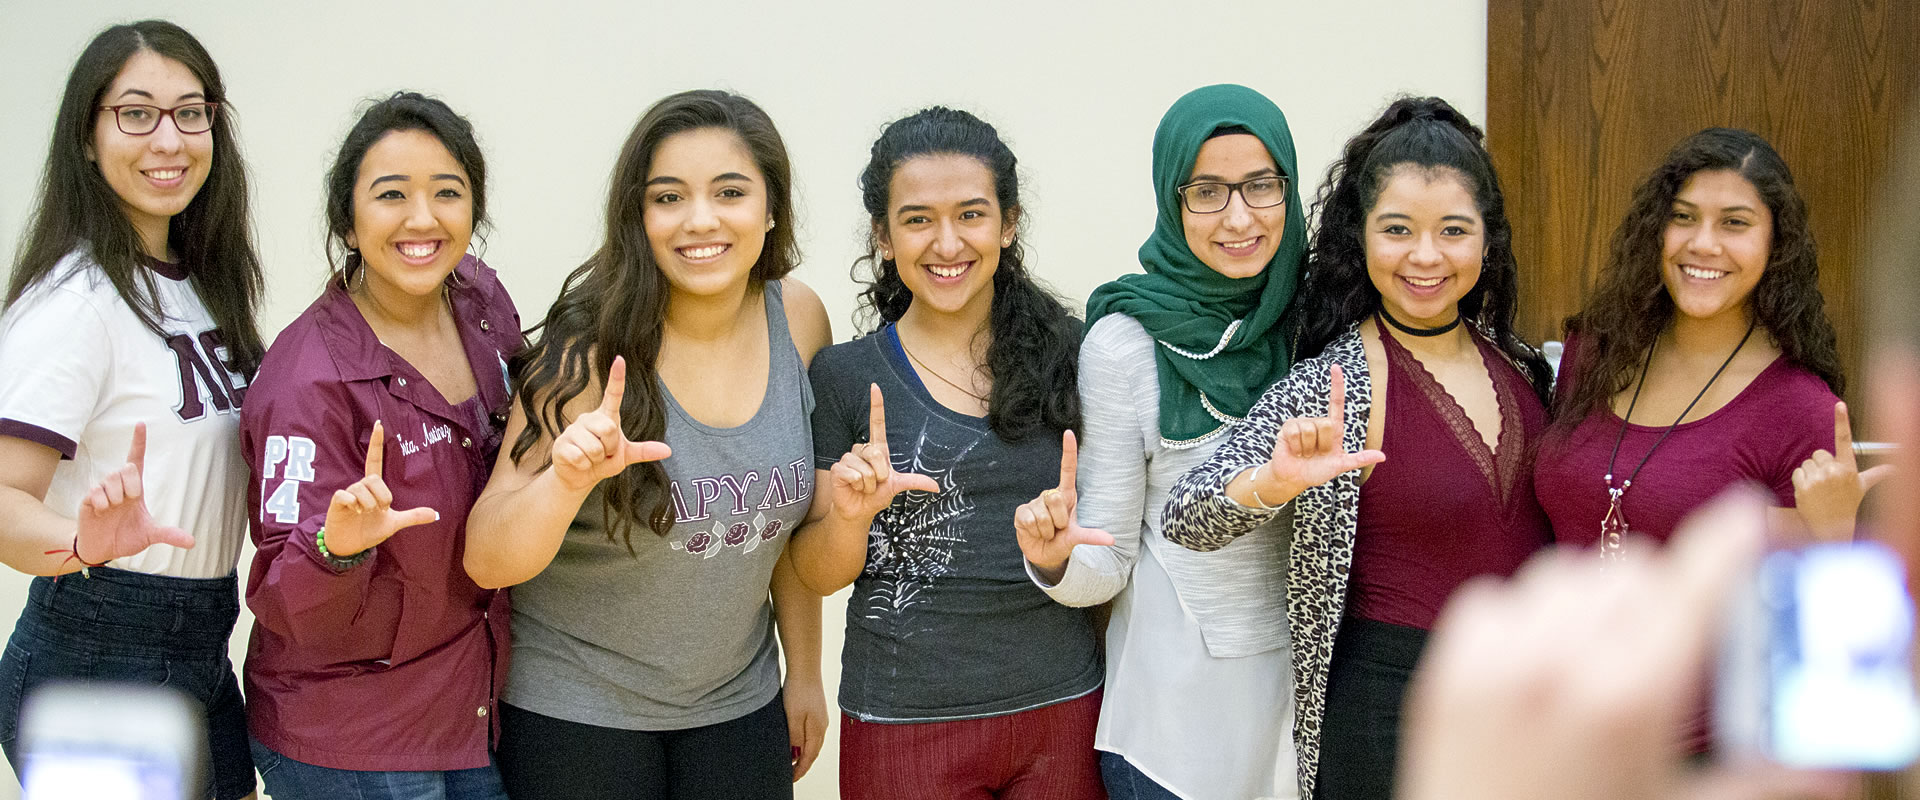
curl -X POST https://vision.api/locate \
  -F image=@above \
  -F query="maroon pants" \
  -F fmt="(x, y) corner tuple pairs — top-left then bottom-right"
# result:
(839, 689), (1106, 800)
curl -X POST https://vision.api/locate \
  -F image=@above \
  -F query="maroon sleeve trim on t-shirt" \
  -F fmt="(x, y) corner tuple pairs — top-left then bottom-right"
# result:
(0, 418), (77, 460)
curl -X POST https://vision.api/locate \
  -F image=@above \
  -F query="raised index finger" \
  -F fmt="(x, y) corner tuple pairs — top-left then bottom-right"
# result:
(1833, 401), (1858, 468)
(364, 420), (386, 479)
(1058, 429), (1077, 495)
(126, 421), (148, 471)
(599, 356), (628, 418)
(867, 384), (888, 451)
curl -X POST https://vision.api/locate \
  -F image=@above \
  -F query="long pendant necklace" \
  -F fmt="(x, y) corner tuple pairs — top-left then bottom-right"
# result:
(1597, 322), (1756, 560)
(899, 334), (989, 403)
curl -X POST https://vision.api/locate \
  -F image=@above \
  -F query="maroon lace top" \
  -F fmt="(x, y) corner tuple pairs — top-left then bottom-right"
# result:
(1346, 326), (1552, 630)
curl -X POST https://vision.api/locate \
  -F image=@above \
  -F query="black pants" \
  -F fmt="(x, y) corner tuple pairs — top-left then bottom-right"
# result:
(1314, 617), (1428, 800)
(497, 691), (791, 800)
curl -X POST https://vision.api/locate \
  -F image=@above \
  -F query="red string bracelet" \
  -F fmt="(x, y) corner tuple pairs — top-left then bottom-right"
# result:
(43, 534), (109, 578)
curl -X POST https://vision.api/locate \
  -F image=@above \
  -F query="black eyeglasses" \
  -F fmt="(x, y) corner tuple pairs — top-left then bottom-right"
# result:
(1176, 175), (1289, 214)
(98, 102), (220, 136)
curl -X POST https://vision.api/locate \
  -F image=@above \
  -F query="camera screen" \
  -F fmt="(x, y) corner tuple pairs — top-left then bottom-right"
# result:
(23, 747), (183, 800)
(1764, 543), (1920, 768)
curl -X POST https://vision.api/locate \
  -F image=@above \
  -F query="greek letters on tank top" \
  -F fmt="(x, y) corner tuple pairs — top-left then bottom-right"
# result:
(505, 282), (814, 731)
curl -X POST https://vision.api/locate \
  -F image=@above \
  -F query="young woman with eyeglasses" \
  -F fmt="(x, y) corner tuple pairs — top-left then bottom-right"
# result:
(1162, 97), (1556, 800)
(1010, 83), (1306, 800)
(238, 92), (521, 799)
(0, 20), (264, 800)
(463, 89), (831, 800)
(789, 107), (1099, 799)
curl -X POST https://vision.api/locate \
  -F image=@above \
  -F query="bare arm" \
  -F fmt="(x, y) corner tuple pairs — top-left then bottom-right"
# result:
(780, 278), (833, 368)
(463, 357), (671, 589)
(771, 548), (827, 778)
(0, 437), (87, 575)
(787, 385), (938, 595)
(785, 471), (871, 595)
(0, 427), (193, 576)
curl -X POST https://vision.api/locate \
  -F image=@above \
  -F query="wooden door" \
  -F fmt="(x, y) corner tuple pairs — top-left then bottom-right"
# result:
(1488, 0), (1917, 404)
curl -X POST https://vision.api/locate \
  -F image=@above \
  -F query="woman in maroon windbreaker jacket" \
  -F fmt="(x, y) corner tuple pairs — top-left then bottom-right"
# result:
(240, 92), (521, 799)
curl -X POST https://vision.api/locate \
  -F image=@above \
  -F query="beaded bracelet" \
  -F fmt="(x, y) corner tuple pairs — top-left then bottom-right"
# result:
(315, 526), (372, 571)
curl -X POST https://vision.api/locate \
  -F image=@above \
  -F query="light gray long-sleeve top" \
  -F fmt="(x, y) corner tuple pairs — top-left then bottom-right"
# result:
(1028, 314), (1299, 800)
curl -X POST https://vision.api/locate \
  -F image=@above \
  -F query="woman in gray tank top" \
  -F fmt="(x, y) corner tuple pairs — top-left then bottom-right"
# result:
(789, 107), (1102, 799)
(462, 90), (833, 800)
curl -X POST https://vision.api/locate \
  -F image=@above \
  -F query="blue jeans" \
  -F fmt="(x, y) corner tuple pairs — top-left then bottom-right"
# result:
(251, 738), (507, 800)
(1099, 750), (1183, 800)
(0, 568), (253, 800)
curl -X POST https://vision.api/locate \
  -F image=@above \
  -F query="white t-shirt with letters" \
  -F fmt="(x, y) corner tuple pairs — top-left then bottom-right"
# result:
(0, 250), (249, 578)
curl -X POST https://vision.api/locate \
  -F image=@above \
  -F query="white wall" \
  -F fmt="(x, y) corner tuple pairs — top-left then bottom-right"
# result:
(0, 2), (1487, 796)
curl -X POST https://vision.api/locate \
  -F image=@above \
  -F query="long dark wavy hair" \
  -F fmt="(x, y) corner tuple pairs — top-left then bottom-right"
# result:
(1556, 127), (1843, 421)
(1293, 96), (1551, 404)
(7, 20), (263, 376)
(510, 90), (800, 547)
(323, 92), (489, 286)
(853, 106), (1080, 441)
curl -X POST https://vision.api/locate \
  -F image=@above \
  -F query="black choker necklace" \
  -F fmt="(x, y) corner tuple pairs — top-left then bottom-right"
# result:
(1378, 309), (1461, 337)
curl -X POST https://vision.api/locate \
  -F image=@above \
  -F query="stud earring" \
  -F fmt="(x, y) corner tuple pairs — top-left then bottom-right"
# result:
(766, 218), (776, 232)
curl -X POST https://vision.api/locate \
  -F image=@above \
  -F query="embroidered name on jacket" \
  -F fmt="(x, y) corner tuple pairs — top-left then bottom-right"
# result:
(397, 422), (453, 455)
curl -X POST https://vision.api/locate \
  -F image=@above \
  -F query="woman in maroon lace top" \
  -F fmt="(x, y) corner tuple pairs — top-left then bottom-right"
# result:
(1162, 97), (1554, 800)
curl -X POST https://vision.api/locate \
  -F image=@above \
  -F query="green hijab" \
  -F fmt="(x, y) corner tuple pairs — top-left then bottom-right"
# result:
(1085, 84), (1307, 447)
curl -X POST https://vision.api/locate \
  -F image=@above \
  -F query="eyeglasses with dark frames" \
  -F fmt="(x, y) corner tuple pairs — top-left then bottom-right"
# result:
(97, 102), (220, 136)
(1176, 175), (1289, 214)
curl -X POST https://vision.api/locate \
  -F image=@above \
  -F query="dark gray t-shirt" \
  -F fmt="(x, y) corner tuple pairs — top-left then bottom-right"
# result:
(507, 282), (813, 730)
(808, 326), (1102, 722)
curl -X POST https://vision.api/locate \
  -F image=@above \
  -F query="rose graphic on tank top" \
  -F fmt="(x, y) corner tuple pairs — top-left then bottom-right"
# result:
(863, 424), (978, 630)
(668, 458), (811, 559)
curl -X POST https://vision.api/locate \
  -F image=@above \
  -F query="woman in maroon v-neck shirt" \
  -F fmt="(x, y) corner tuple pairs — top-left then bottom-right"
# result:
(1534, 128), (1874, 552)
(1162, 97), (1556, 800)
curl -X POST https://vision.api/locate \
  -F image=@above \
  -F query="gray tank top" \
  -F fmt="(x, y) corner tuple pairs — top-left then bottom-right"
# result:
(506, 282), (814, 730)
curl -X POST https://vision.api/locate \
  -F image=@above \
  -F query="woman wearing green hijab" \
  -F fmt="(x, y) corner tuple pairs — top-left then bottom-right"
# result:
(1013, 84), (1306, 799)
(1163, 97), (1555, 800)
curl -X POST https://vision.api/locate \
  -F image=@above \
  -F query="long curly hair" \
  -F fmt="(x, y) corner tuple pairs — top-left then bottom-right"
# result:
(852, 106), (1080, 441)
(8, 20), (264, 376)
(1556, 127), (1843, 421)
(509, 90), (800, 547)
(1292, 96), (1552, 404)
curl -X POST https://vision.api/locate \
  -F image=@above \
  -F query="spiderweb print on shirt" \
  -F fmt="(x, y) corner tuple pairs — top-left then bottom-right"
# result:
(863, 423), (979, 634)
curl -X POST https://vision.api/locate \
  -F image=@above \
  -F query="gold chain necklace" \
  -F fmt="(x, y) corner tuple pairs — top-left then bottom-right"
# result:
(899, 336), (988, 403)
